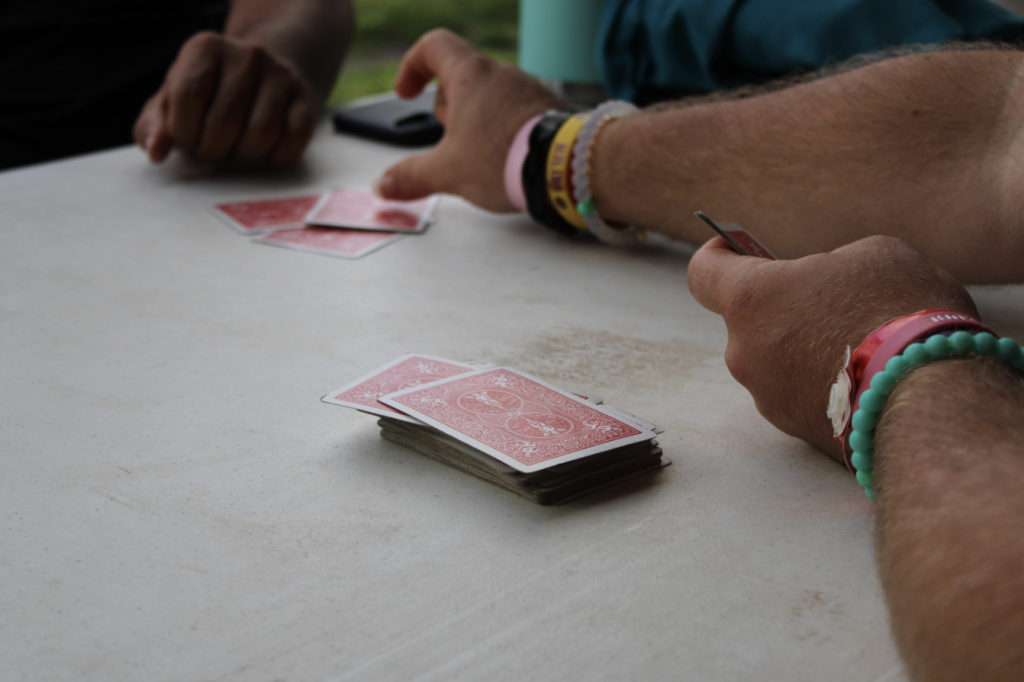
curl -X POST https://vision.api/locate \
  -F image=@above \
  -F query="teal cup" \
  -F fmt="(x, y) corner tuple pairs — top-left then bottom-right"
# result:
(519, 0), (606, 85)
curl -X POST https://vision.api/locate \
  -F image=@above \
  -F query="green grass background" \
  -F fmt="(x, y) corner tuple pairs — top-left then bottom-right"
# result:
(327, 0), (519, 106)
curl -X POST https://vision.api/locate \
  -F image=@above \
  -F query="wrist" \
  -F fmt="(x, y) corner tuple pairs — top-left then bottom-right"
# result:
(589, 116), (630, 226)
(514, 101), (648, 245)
(846, 330), (1023, 500)
(521, 109), (582, 236)
(874, 358), (1024, 491)
(831, 310), (993, 461)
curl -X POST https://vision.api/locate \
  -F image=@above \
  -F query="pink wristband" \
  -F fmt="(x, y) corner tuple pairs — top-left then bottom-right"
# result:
(835, 309), (993, 469)
(504, 114), (542, 213)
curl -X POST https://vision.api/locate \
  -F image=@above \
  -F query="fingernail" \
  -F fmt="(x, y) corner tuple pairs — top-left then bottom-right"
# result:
(144, 130), (156, 151)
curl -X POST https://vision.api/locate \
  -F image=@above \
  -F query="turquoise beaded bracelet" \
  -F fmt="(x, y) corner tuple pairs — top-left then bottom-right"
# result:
(848, 331), (1024, 500)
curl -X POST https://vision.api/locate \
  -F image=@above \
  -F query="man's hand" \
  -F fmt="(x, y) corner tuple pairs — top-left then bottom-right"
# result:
(687, 234), (978, 461)
(134, 31), (319, 166)
(376, 30), (563, 212)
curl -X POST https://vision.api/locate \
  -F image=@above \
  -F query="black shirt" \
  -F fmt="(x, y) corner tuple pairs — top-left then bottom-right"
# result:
(0, 1), (226, 171)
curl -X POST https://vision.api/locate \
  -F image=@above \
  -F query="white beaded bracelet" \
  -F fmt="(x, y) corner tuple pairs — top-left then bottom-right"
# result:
(571, 100), (649, 247)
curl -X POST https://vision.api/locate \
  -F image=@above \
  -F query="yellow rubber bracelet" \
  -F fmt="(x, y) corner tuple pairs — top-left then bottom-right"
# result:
(545, 112), (590, 230)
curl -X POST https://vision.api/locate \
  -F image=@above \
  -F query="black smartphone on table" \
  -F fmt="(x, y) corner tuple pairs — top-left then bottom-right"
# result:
(331, 89), (443, 147)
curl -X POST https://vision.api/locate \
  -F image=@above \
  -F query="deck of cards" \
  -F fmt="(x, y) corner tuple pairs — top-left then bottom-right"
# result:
(324, 355), (668, 505)
(213, 187), (439, 259)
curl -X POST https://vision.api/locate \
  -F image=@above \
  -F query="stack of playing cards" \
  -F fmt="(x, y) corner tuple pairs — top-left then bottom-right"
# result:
(213, 186), (439, 259)
(324, 355), (668, 505)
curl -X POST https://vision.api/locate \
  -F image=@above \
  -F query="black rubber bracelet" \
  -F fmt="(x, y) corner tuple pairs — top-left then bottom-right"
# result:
(522, 109), (582, 237)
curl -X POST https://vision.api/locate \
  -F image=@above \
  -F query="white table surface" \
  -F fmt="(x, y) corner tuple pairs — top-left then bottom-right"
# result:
(4, 124), (1022, 682)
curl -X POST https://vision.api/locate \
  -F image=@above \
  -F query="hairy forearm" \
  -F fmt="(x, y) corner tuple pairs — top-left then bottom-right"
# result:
(226, 0), (354, 99)
(873, 359), (1024, 681)
(592, 49), (1024, 284)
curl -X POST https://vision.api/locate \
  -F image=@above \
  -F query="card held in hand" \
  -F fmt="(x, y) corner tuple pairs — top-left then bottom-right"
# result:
(719, 224), (776, 260)
(380, 367), (655, 473)
(694, 211), (776, 259)
(322, 354), (477, 423)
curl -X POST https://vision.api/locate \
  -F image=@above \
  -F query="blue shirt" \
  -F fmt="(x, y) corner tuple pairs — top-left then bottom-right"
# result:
(598, 0), (1024, 102)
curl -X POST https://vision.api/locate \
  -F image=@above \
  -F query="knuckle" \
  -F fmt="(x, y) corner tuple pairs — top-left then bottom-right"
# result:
(469, 53), (495, 77)
(723, 342), (754, 387)
(171, 71), (213, 101)
(860, 235), (932, 278)
(187, 31), (222, 54)
(852, 235), (970, 308)
(139, 93), (159, 113)
(423, 28), (457, 45)
(237, 44), (265, 70)
(863, 234), (921, 261)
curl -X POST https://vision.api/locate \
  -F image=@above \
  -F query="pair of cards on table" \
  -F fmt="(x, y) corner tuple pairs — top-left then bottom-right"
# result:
(323, 354), (668, 505)
(214, 187), (439, 259)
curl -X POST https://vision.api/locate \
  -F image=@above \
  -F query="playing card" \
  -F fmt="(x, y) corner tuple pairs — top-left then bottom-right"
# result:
(323, 354), (477, 423)
(213, 194), (323, 235)
(695, 211), (776, 260)
(380, 367), (655, 473)
(719, 224), (776, 260)
(306, 186), (439, 233)
(254, 226), (403, 259)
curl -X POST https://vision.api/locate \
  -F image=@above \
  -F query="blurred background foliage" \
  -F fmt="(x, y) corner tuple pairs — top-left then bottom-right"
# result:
(327, 0), (519, 106)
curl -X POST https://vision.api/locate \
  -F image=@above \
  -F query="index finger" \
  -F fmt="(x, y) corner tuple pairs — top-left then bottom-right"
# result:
(687, 236), (765, 314)
(165, 33), (224, 152)
(393, 29), (475, 99)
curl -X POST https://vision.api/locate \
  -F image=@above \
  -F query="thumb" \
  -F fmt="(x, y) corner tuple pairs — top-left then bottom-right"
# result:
(375, 151), (448, 201)
(687, 236), (762, 315)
